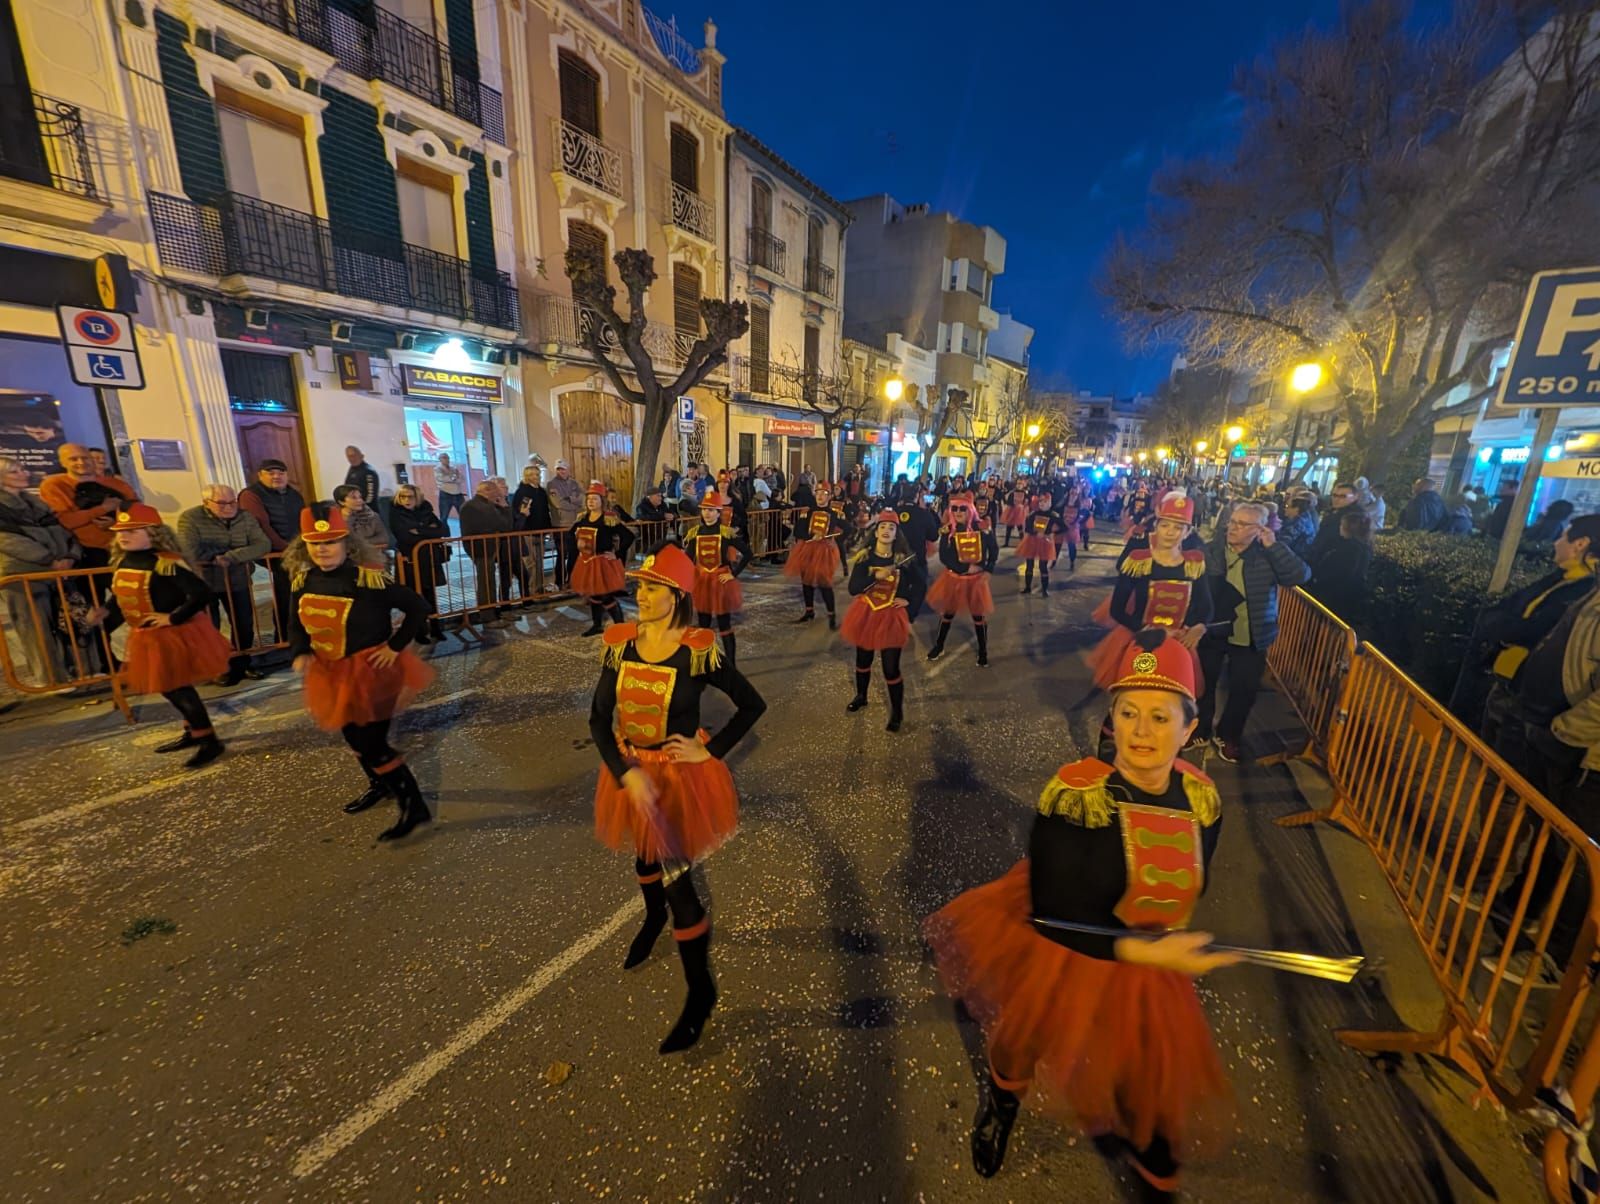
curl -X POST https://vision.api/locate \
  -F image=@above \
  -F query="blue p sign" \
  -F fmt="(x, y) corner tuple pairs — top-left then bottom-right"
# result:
(1499, 267), (1600, 408)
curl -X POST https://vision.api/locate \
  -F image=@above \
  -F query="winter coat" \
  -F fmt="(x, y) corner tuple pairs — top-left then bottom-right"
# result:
(175, 506), (271, 590)
(1399, 488), (1447, 532)
(0, 489), (78, 576)
(1205, 530), (1312, 651)
(510, 483), (554, 531)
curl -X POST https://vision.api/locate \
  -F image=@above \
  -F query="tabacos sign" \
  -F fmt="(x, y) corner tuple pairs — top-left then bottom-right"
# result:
(401, 364), (503, 404)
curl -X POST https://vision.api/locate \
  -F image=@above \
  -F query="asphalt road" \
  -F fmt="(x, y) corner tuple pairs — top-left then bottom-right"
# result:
(0, 540), (1546, 1202)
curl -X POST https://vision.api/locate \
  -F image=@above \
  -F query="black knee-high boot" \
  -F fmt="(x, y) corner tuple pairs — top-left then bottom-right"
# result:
(971, 1074), (1021, 1178)
(1067, 543), (1077, 570)
(720, 627), (736, 667)
(344, 754), (390, 813)
(660, 871), (715, 1054)
(796, 584), (816, 621)
(847, 648), (872, 711)
(376, 758), (431, 841)
(927, 617), (953, 660)
(883, 649), (904, 732)
(163, 686), (223, 768)
(625, 859), (669, 970)
(1040, 564), (1051, 597)
(819, 587), (836, 629)
(1021, 561), (1034, 594)
(582, 603), (605, 636)
(975, 619), (989, 667)
(606, 600), (624, 626)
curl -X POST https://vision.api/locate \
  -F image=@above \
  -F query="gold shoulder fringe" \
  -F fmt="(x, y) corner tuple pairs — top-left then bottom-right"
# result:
(357, 565), (391, 590)
(291, 569), (309, 591)
(603, 640), (626, 669)
(1037, 777), (1116, 827)
(1182, 773), (1222, 825)
(154, 554), (180, 576)
(1183, 552), (1206, 579)
(689, 637), (723, 676)
(1122, 553), (1153, 578)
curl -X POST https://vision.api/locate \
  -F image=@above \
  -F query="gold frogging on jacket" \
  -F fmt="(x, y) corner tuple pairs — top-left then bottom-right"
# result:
(616, 662), (678, 745)
(110, 568), (154, 624)
(298, 593), (355, 659)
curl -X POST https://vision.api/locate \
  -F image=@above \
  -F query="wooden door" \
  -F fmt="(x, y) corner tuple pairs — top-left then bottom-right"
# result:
(233, 411), (312, 495)
(558, 391), (634, 501)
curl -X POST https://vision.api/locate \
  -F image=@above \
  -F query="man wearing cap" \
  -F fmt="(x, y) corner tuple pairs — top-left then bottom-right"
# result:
(635, 482), (676, 540)
(177, 484), (271, 684)
(239, 459), (306, 642)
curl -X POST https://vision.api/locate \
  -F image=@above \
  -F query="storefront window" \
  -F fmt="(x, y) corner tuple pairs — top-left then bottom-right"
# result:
(0, 334), (114, 486)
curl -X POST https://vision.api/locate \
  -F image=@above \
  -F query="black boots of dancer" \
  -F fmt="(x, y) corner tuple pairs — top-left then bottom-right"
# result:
(848, 648), (903, 731)
(625, 860), (669, 970)
(927, 618), (952, 660)
(1021, 561), (1050, 596)
(621, 861), (719, 1054)
(927, 618), (988, 667)
(796, 585), (838, 629)
(344, 761), (390, 814)
(581, 601), (627, 637)
(971, 1076), (1021, 1178)
(376, 760), (431, 841)
(662, 927), (716, 1054)
(156, 687), (224, 768)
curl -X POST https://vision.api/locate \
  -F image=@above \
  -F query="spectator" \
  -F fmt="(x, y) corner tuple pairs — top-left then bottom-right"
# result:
(434, 453), (466, 523)
(1308, 509), (1373, 625)
(1369, 483), (1388, 530)
(636, 482), (674, 528)
(511, 465), (553, 532)
(1527, 499), (1576, 544)
(333, 483), (391, 555)
(38, 442), (137, 575)
(343, 445), (380, 506)
(1462, 485), (1490, 527)
(1434, 494), (1476, 535)
(547, 458), (583, 527)
(459, 480), (512, 627)
(0, 455), (78, 685)
(389, 483), (448, 643)
(89, 447), (110, 476)
(660, 465), (682, 503)
(1486, 480), (1521, 539)
(176, 484), (270, 684)
(1279, 495), (1318, 560)
(490, 477), (525, 602)
(1398, 477), (1447, 532)
(238, 459), (305, 641)
(1197, 500), (1312, 762)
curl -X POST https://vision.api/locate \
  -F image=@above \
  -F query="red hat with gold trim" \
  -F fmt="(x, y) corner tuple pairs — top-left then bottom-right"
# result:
(814, 480), (834, 495)
(627, 543), (696, 593)
(1155, 487), (1194, 525)
(1109, 629), (1196, 700)
(108, 502), (162, 530)
(585, 480), (607, 500)
(299, 504), (350, 543)
(873, 509), (900, 527)
(700, 491), (727, 509)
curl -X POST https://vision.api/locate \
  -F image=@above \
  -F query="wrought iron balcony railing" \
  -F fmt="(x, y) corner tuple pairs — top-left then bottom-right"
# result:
(669, 180), (714, 241)
(149, 191), (519, 330)
(0, 90), (98, 200)
(747, 227), (785, 275)
(530, 293), (723, 379)
(553, 118), (624, 199)
(803, 258), (836, 300)
(642, 7), (701, 74)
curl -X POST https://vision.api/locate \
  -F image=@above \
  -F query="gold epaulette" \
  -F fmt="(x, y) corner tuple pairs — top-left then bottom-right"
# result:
(1122, 550), (1154, 577)
(357, 563), (391, 590)
(602, 622), (639, 668)
(1183, 550), (1206, 579)
(154, 553), (182, 576)
(1176, 759), (1222, 825)
(681, 626), (722, 675)
(1037, 757), (1116, 827)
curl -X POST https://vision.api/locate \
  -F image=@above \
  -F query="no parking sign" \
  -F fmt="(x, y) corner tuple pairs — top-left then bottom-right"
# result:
(57, 305), (144, 389)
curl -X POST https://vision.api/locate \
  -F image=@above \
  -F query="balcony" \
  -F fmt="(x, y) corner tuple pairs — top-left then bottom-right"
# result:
(747, 228), (786, 276)
(669, 180), (714, 242)
(148, 190), (519, 331)
(530, 294), (723, 380)
(0, 91), (99, 201)
(803, 258), (836, 300)
(642, 7), (701, 75)
(551, 118), (624, 213)
(217, 0), (504, 140)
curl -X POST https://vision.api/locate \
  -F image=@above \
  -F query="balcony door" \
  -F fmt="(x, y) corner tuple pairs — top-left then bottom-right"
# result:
(669, 124), (697, 192)
(217, 91), (319, 284)
(397, 158), (462, 314)
(558, 51), (601, 137)
(0, 0), (46, 188)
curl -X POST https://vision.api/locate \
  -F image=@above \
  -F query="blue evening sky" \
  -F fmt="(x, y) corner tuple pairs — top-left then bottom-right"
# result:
(703, 0), (1353, 395)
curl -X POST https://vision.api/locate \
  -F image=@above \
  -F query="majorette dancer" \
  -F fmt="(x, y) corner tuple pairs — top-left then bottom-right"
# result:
(1000, 479), (1030, 547)
(589, 543), (766, 1053)
(1057, 490), (1083, 571)
(972, 492), (998, 534)
(840, 510), (926, 732)
(680, 491), (752, 667)
(783, 479), (846, 628)
(1086, 489), (1211, 691)
(86, 503), (233, 768)
(926, 492), (998, 667)
(925, 629), (1237, 1190)
(1015, 492), (1064, 596)
(286, 504), (435, 840)
(568, 483), (635, 636)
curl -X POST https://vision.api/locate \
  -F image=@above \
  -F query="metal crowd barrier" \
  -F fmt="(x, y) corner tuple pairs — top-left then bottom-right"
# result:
(1266, 587), (1600, 1200)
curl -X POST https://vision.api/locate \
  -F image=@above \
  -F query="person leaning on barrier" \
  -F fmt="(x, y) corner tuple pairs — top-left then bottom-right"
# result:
(239, 459), (305, 642)
(176, 485), (271, 685)
(0, 455), (79, 687)
(635, 483), (676, 542)
(459, 480), (513, 628)
(38, 442), (137, 576)
(388, 483), (449, 645)
(333, 484), (391, 555)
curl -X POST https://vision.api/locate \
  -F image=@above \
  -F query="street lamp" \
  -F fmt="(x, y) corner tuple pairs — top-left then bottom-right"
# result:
(1026, 422), (1041, 440)
(884, 376), (905, 403)
(1290, 362), (1324, 394)
(1194, 440), (1209, 454)
(1156, 446), (1171, 460)
(1137, 451), (1148, 463)
(1225, 424), (1245, 444)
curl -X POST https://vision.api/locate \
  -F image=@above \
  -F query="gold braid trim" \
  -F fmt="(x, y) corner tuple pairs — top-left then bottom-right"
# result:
(291, 569), (309, 591)
(602, 640), (626, 669)
(1182, 773), (1222, 825)
(357, 564), (392, 590)
(1122, 554), (1153, 578)
(154, 554), (181, 576)
(689, 638), (723, 676)
(1037, 777), (1116, 827)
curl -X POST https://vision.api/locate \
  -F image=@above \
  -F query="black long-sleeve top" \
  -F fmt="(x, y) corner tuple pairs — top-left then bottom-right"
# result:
(1030, 761), (1222, 961)
(847, 548), (923, 601)
(681, 522), (751, 577)
(566, 514), (635, 561)
(1109, 557), (1213, 633)
(288, 561), (428, 659)
(792, 505), (846, 543)
(938, 526), (998, 574)
(589, 626), (766, 779)
(893, 505), (942, 558)
(103, 551), (211, 631)
(510, 483), (554, 531)
(1021, 509), (1063, 540)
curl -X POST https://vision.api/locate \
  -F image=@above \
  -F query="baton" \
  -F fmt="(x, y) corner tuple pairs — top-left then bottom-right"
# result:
(1029, 917), (1364, 983)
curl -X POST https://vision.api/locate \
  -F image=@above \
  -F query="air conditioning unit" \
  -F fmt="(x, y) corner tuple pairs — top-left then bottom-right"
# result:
(244, 307), (269, 330)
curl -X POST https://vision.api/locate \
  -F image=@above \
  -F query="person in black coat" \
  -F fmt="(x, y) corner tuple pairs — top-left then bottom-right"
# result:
(389, 483), (449, 642)
(1307, 510), (1373, 626)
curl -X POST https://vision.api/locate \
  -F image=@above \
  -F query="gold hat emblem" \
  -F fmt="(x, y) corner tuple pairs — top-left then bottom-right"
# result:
(1132, 652), (1159, 675)
(117, 511), (131, 523)
(641, 555), (655, 571)
(313, 519), (330, 532)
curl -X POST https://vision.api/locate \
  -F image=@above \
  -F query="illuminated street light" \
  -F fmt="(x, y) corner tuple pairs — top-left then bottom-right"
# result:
(1156, 446), (1171, 460)
(1137, 451), (1148, 463)
(1026, 422), (1041, 440)
(884, 376), (905, 403)
(1194, 440), (1209, 454)
(1225, 424), (1245, 444)
(1290, 362), (1324, 394)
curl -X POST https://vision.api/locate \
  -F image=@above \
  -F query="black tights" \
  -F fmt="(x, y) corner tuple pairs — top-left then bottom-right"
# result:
(635, 857), (706, 931)
(341, 718), (399, 774)
(1023, 560), (1050, 590)
(163, 685), (214, 735)
(801, 584), (836, 615)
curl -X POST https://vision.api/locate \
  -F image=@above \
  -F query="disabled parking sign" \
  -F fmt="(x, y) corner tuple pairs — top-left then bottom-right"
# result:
(1496, 267), (1600, 409)
(58, 305), (143, 389)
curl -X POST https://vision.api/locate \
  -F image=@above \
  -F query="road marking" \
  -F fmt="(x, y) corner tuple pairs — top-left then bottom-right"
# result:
(289, 894), (638, 1179)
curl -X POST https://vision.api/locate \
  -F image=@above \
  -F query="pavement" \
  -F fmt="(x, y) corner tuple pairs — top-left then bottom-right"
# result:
(0, 540), (1550, 1202)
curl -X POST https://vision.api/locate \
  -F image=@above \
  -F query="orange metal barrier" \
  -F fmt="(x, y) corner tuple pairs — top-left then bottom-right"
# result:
(1261, 586), (1358, 771)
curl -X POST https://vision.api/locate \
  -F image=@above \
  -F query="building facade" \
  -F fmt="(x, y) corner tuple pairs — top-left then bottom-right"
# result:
(720, 127), (848, 482)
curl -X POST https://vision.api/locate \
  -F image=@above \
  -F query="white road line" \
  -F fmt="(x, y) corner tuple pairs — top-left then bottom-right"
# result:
(289, 895), (638, 1179)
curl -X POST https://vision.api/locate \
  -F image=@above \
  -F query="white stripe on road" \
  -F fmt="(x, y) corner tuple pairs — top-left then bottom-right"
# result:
(289, 895), (638, 1179)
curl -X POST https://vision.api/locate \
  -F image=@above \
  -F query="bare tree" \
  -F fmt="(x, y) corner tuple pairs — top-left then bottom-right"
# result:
(768, 358), (881, 480)
(1104, 0), (1600, 483)
(1015, 393), (1075, 470)
(907, 385), (968, 469)
(566, 247), (749, 505)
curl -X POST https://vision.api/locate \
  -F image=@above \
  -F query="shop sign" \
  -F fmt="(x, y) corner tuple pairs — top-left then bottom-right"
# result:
(846, 428), (882, 444)
(765, 418), (815, 437)
(1495, 266), (1600, 412)
(400, 363), (502, 404)
(336, 350), (374, 392)
(1544, 455), (1600, 479)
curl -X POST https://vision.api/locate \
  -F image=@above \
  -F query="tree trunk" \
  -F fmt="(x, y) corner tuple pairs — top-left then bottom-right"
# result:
(632, 387), (673, 508)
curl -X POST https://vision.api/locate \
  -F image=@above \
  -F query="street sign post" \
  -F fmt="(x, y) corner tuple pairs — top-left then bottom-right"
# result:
(1488, 267), (1600, 591)
(676, 394), (696, 430)
(57, 305), (144, 390)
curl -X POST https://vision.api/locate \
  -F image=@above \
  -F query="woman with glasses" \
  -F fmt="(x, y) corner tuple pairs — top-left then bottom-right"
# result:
(389, 484), (449, 644)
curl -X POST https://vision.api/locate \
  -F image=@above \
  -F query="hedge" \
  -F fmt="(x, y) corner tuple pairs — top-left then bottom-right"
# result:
(1357, 530), (1551, 700)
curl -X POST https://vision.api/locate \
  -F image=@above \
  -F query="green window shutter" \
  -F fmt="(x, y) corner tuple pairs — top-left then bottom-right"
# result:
(317, 90), (401, 250)
(441, 0), (478, 67)
(155, 12), (226, 202)
(464, 154), (496, 275)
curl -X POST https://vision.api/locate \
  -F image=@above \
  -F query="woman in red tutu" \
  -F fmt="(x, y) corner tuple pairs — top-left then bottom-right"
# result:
(680, 491), (751, 667)
(1015, 491), (1063, 596)
(86, 503), (231, 768)
(567, 483), (634, 636)
(286, 504), (434, 841)
(589, 542), (765, 1053)
(782, 480), (846, 628)
(926, 492), (997, 667)
(925, 629), (1238, 1191)
(999, 478), (1030, 547)
(1086, 489), (1211, 693)
(841, 510), (925, 732)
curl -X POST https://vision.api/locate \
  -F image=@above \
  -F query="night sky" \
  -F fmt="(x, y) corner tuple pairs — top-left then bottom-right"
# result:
(706, 0), (1350, 395)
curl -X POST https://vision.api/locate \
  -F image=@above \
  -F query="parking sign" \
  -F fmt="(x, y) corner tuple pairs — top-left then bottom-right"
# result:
(58, 305), (143, 389)
(1495, 267), (1600, 409)
(677, 395), (696, 429)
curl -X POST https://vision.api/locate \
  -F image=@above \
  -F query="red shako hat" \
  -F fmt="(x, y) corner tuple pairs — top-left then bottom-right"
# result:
(1155, 487), (1195, 525)
(873, 509), (900, 526)
(299, 504), (349, 543)
(628, 544), (697, 593)
(1109, 629), (1196, 700)
(700, 491), (727, 509)
(585, 480), (607, 500)
(109, 502), (162, 530)
(814, 480), (833, 495)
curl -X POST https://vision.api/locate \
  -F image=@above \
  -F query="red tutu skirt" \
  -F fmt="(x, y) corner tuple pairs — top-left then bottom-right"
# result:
(783, 539), (840, 586)
(927, 570), (994, 617)
(691, 569), (742, 617)
(1001, 504), (1028, 527)
(121, 614), (234, 695)
(593, 745), (739, 862)
(570, 553), (625, 598)
(925, 860), (1232, 1159)
(1017, 533), (1056, 561)
(839, 598), (911, 650)
(303, 647), (435, 730)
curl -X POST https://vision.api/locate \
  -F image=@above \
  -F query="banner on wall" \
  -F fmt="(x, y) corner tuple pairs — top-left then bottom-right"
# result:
(0, 391), (66, 487)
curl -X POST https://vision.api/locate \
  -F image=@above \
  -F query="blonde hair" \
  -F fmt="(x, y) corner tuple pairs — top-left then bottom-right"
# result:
(282, 530), (387, 590)
(109, 523), (190, 570)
